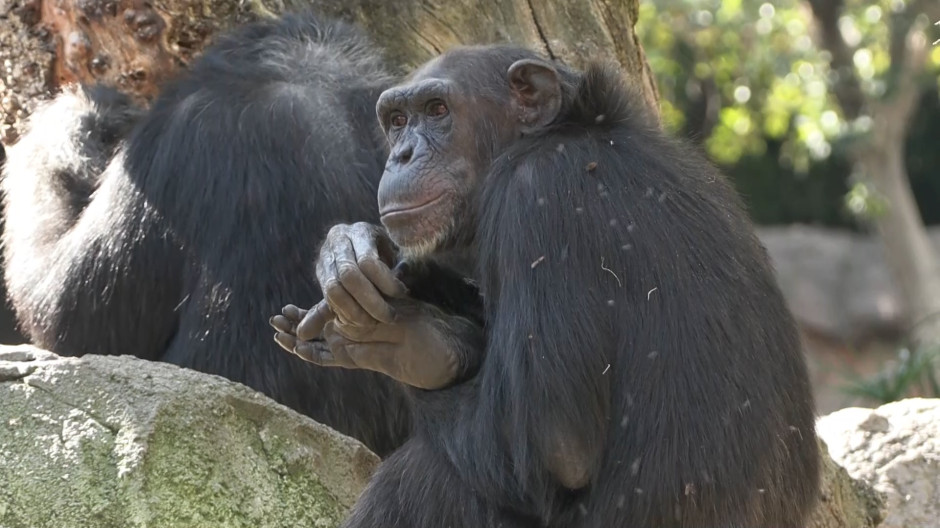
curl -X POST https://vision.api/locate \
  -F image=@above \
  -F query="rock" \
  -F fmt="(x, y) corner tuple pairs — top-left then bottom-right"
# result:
(0, 345), (379, 528)
(817, 399), (940, 528)
(758, 225), (905, 342)
(0, 343), (894, 528)
(758, 225), (940, 342)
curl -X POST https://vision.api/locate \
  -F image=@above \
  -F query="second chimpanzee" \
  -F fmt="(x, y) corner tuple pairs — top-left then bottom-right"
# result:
(273, 46), (821, 527)
(2, 13), (412, 457)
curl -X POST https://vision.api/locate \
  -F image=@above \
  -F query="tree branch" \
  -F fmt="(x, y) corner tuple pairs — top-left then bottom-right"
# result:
(807, 0), (866, 120)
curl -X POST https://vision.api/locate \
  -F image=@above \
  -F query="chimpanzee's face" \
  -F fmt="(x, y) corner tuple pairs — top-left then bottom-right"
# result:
(375, 48), (562, 258)
(376, 63), (508, 257)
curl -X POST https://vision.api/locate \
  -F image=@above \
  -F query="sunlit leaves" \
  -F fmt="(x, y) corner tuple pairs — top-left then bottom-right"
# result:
(636, 0), (838, 168)
(845, 181), (888, 217)
(635, 0), (938, 174)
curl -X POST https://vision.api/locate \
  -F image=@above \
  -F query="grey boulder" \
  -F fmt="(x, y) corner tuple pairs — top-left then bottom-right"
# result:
(0, 345), (379, 528)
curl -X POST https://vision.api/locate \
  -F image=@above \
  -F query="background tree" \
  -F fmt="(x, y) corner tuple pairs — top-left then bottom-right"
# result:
(0, 0), (659, 145)
(808, 0), (940, 346)
(637, 0), (940, 347)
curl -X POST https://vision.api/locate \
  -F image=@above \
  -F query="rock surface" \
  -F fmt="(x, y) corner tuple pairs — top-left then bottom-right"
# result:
(758, 225), (940, 342)
(0, 345), (379, 528)
(0, 343), (894, 528)
(817, 398), (940, 528)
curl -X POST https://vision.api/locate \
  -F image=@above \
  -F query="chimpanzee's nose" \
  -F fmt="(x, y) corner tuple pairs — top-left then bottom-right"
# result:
(391, 143), (414, 165)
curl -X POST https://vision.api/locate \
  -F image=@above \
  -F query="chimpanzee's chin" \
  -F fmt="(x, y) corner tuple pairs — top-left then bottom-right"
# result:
(382, 224), (447, 261)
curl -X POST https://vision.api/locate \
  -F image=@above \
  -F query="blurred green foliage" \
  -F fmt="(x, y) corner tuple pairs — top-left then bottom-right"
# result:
(842, 345), (940, 403)
(636, 0), (940, 226)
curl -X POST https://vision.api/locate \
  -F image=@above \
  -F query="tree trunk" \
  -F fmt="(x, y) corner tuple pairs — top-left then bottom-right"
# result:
(0, 0), (658, 145)
(857, 86), (940, 345)
(809, 0), (940, 346)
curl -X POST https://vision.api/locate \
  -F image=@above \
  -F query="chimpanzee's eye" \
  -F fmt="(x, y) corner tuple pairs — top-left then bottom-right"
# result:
(426, 100), (448, 117)
(390, 113), (407, 128)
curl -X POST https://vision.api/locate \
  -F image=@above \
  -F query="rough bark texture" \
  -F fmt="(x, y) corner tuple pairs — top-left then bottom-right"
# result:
(0, 0), (658, 145)
(809, 437), (886, 528)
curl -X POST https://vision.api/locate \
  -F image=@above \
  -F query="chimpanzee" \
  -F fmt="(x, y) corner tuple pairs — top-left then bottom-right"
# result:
(271, 46), (821, 526)
(1, 13), (413, 457)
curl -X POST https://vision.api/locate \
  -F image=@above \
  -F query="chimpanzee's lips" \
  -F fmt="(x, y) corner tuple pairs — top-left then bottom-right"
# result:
(379, 193), (447, 219)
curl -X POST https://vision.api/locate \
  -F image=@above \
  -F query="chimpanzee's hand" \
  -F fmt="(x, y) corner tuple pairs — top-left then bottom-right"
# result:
(316, 222), (407, 327)
(270, 300), (467, 390)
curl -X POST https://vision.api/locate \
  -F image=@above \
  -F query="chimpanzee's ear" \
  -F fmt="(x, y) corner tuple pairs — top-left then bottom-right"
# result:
(507, 59), (562, 132)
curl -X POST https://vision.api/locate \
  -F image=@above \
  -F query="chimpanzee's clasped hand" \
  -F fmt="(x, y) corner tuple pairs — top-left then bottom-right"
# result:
(314, 222), (408, 326)
(270, 223), (461, 390)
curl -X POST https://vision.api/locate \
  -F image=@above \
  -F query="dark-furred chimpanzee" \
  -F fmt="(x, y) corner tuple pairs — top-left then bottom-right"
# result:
(1, 13), (413, 457)
(272, 46), (821, 526)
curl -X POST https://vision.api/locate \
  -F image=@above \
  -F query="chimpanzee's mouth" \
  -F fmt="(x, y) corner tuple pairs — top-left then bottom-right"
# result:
(379, 193), (447, 219)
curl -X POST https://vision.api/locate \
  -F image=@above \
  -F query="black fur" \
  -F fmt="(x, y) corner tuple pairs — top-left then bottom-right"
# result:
(346, 50), (820, 527)
(1, 13), (411, 457)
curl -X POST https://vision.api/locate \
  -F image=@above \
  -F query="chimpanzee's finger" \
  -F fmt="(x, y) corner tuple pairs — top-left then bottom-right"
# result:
(269, 315), (295, 334)
(331, 320), (402, 343)
(331, 236), (394, 323)
(281, 304), (307, 323)
(321, 245), (374, 325)
(349, 225), (408, 300)
(273, 332), (298, 353)
(297, 300), (335, 341)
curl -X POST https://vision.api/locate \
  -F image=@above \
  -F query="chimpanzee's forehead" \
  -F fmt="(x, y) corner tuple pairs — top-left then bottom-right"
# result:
(407, 45), (545, 91)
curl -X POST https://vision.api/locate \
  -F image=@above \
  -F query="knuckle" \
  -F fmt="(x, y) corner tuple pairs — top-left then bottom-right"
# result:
(336, 262), (361, 283)
(373, 303), (394, 320)
(356, 253), (379, 268)
(328, 223), (352, 236)
(323, 278), (343, 297)
(353, 222), (382, 239)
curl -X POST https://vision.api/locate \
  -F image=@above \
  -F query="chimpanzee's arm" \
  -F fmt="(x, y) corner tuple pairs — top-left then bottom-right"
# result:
(274, 184), (611, 511)
(1, 88), (183, 359)
(403, 168), (614, 512)
(274, 199), (610, 511)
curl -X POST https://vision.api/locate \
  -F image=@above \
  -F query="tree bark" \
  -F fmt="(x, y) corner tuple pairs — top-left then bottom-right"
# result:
(0, 0), (658, 145)
(857, 27), (940, 344)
